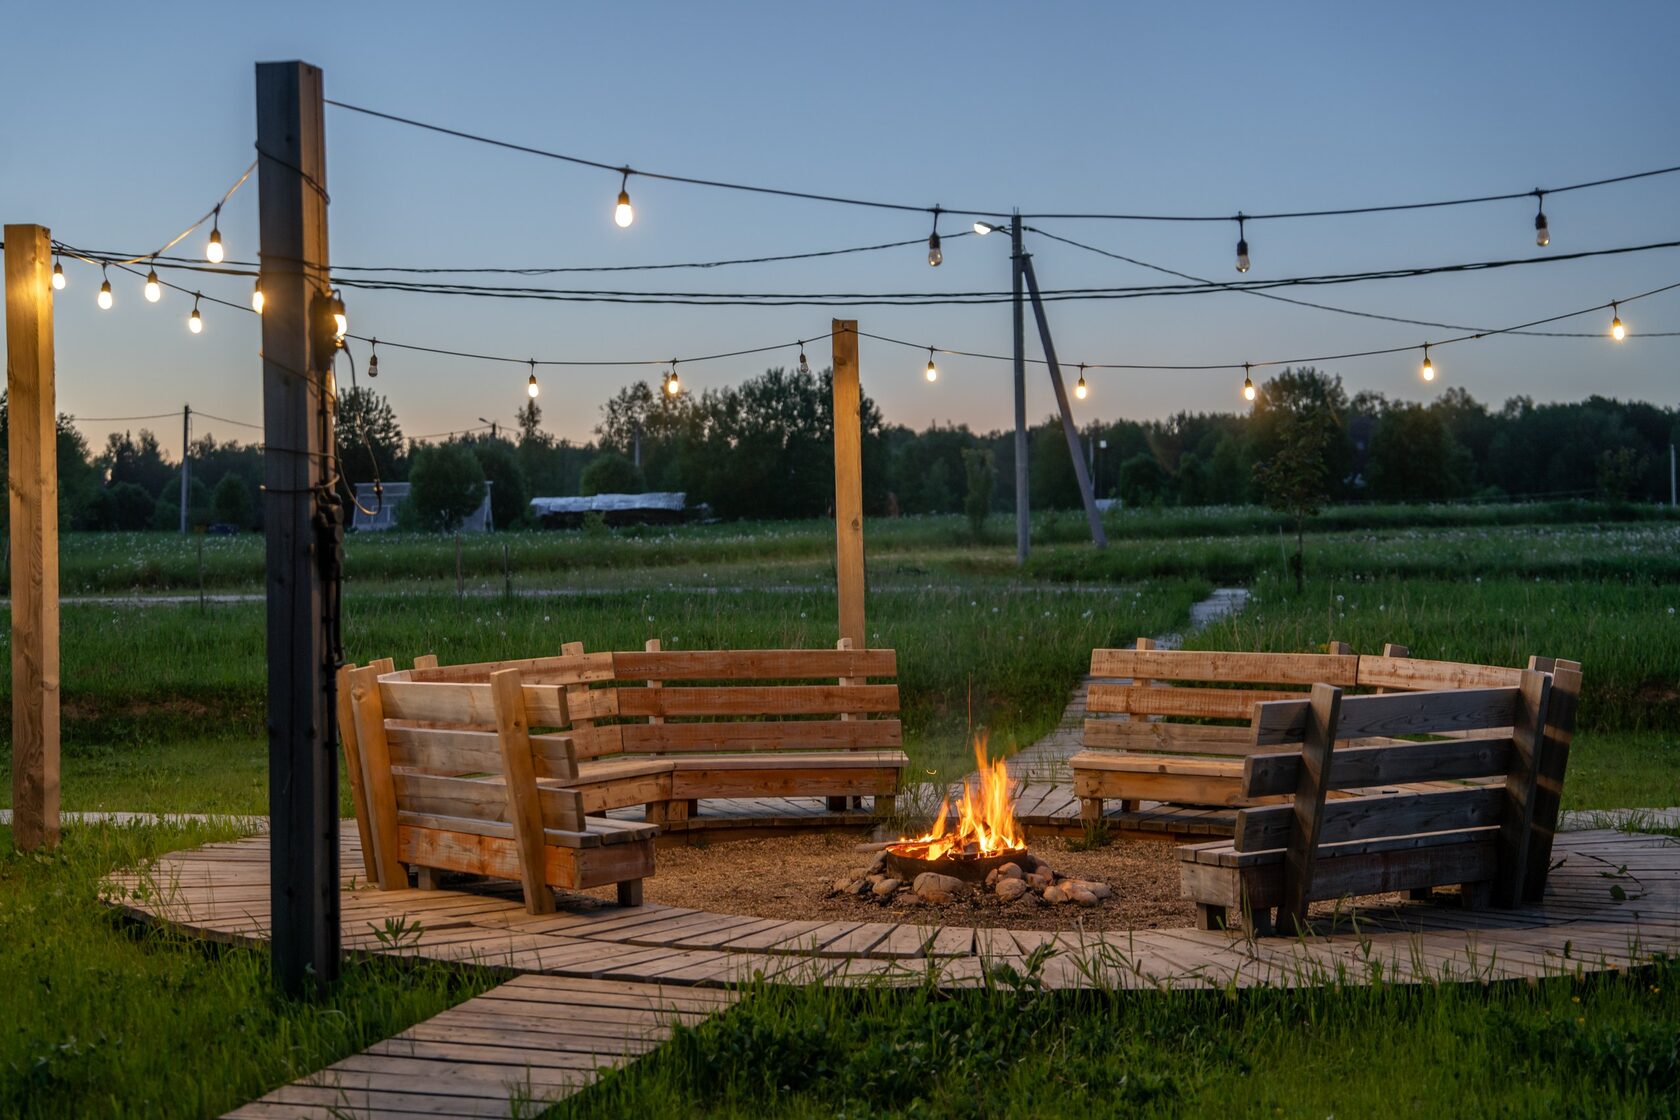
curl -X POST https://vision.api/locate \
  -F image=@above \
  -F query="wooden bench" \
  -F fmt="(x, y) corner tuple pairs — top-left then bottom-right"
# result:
(1071, 640), (1361, 818)
(1178, 658), (1583, 933)
(390, 640), (908, 829)
(336, 657), (657, 914)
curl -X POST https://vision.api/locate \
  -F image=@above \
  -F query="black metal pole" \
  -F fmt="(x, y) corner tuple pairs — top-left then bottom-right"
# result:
(1020, 252), (1107, 548)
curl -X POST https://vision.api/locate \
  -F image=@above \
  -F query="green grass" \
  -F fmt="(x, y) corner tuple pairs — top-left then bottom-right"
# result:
(557, 960), (1680, 1118)
(0, 820), (496, 1119)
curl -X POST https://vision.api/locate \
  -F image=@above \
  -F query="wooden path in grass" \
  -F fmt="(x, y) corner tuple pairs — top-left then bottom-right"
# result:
(100, 818), (1679, 1117)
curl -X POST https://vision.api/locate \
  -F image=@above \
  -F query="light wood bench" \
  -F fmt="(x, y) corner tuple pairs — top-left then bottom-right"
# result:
(1071, 640), (1361, 818)
(336, 657), (657, 914)
(1178, 658), (1583, 933)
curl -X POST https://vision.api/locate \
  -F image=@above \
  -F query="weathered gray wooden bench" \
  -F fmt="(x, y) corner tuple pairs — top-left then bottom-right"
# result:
(1178, 657), (1583, 933)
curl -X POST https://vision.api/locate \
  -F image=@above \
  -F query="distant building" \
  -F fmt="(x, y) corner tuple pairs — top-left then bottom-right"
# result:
(352, 481), (494, 532)
(528, 492), (692, 528)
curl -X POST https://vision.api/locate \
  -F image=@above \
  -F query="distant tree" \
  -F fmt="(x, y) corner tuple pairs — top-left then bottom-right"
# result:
(1252, 381), (1339, 591)
(100, 481), (157, 531)
(213, 473), (255, 528)
(336, 386), (406, 507)
(579, 451), (645, 497)
(515, 398), (545, 445)
(961, 447), (996, 539)
(407, 443), (486, 531)
(1597, 446), (1644, 502)
(1175, 451), (1211, 506)
(467, 437), (530, 528)
(102, 429), (174, 497)
(1365, 403), (1472, 502)
(1117, 453), (1169, 507)
(1248, 368), (1353, 499)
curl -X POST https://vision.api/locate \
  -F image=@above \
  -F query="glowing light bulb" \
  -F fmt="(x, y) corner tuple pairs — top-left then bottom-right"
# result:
(927, 232), (942, 267)
(98, 278), (114, 310)
(206, 227), (224, 263)
(925, 349), (939, 383)
(527, 371), (540, 398)
(330, 290), (347, 339)
(1235, 215), (1250, 273)
(1534, 210), (1549, 248)
(51, 262), (66, 290)
(188, 305), (203, 334)
(251, 280), (264, 314)
(1075, 365), (1088, 400)
(665, 367), (682, 396)
(1242, 364), (1256, 402)
(1610, 303), (1626, 341)
(973, 221), (992, 235)
(614, 170), (635, 228)
(1421, 346), (1436, 382)
(144, 268), (162, 302)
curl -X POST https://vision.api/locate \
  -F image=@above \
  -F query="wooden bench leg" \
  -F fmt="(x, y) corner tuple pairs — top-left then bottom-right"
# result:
(1460, 881), (1493, 910)
(617, 879), (644, 907)
(1080, 797), (1103, 823)
(874, 794), (896, 817)
(1195, 903), (1227, 931)
(1118, 799), (1140, 813)
(415, 866), (443, 891)
(1243, 906), (1275, 936)
(645, 801), (668, 827)
(826, 796), (850, 812)
(1408, 887), (1433, 901)
(687, 799), (700, 818)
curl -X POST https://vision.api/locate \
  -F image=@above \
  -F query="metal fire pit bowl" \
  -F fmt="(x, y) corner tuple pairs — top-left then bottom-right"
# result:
(882, 844), (1034, 884)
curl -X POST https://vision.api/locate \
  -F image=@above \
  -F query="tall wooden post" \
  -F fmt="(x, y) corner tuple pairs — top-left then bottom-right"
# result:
(4, 224), (60, 852)
(1010, 216), (1029, 565)
(1020, 252), (1107, 549)
(256, 60), (340, 994)
(179, 404), (191, 532)
(831, 319), (866, 650)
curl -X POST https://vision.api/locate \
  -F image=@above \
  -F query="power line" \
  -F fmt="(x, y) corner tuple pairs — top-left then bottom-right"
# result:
(323, 97), (1680, 226)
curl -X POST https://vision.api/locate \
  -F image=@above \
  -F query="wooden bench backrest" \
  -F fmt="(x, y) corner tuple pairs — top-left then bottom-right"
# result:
(558, 639), (902, 761)
(1084, 639), (1360, 757)
(343, 660), (585, 891)
(1236, 662), (1582, 917)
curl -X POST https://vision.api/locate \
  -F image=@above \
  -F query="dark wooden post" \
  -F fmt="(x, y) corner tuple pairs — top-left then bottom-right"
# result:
(4, 223), (60, 852)
(1010, 216), (1029, 566)
(256, 60), (340, 993)
(832, 320), (866, 652)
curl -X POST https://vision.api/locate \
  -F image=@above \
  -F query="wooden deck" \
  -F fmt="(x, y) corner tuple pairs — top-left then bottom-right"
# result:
(100, 815), (1680, 1117)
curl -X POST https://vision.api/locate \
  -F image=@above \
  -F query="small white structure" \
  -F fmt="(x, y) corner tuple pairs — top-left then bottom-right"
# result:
(528, 492), (689, 528)
(352, 481), (494, 532)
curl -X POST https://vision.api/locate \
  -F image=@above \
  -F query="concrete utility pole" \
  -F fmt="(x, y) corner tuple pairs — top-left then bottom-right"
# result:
(1011, 215), (1029, 566)
(179, 404), (191, 532)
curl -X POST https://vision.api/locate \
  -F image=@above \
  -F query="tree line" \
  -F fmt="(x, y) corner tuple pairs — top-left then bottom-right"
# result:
(2, 366), (1674, 533)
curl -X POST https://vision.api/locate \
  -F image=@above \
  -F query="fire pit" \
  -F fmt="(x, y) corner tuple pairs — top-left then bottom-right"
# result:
(833, 740), (1113, 908)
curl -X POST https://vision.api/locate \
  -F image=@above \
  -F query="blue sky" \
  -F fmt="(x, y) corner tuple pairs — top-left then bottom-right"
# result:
(5, 1), (1679, 456)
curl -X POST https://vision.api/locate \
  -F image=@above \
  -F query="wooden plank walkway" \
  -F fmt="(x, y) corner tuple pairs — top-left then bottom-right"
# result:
(222, 974), (734, 1118)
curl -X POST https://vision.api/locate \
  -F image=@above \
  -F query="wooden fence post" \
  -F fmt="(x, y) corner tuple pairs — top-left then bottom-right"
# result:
(832, 319), (866, 651)
(256, 60), (340, 994)
(4, 223), (60, 852)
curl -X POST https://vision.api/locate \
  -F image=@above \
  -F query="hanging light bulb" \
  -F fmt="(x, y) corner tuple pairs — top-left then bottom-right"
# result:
(51, 257), (66, 290)
(188, 294), (203, 334)
(368, 339), (379, 377)
(98, 265), (114, 310)
(927, 208), (943, 267)
(527, 360), (540, 398)
(973, 221), (993, 236)
(144, 265), (162, 302)
(1421, 344), (1436, 382)
(1534, 191), (1549, 248)
(797, 342), (810, 377)
(925, 348), (939, 383)
(1075, 364), (1088, 401)
(1242, 363), (1256, 402)
(330, 289), (347, 339)
(1610, 302), (1626, 342)
(1235, 214), (1250, 273)
(251, 279), (265, 314)
(614, 169), (635, 228)
(665, 363), (682, 397)
(206, 208), (225, 263)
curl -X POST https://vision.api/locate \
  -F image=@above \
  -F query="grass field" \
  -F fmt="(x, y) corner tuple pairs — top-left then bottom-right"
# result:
(1, 503), (1676, 1117)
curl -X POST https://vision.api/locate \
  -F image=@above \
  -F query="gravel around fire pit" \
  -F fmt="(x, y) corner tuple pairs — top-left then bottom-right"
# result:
(630, 831), (1199, 931)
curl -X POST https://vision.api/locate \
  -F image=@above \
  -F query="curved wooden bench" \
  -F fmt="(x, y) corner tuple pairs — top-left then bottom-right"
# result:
(336, 657), (656, 914)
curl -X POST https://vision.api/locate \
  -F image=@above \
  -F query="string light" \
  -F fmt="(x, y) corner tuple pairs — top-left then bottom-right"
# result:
(614, 169), (635, 228)
(1242, 363), (1256, 401)
(206, 207), (225, 263)
(1421, 344), (1436, 381)
(1235, 214), (1250, 273)
(98, 265), (114, 310)
(924, 348), (939, 383)
(927, 208), (943, 267)
(330, 289), (348, 339)
(188, 293), (203, 334)
(144, 265), (162, 302)
(664, 361), (682, 396)
(251, 278), (265, 314)
(527, 359), (539, 398)
(1534, 191), (1550, 248)
(1610, 302), (1626, 341)
(797, 341), (810, 376)
(368, 338), (380, 377)
(51, 253), (66, 290)
(1075, 363), (1088, 400)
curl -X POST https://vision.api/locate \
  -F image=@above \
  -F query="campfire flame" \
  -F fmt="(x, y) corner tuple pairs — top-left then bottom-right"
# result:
(889, 736), (1026, 862)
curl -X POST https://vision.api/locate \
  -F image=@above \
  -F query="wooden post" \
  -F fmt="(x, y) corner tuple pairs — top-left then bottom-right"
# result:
(832, 319), (866, 651)
(4, 223), (60, 852)
(256, 60), (339, 994)
(1495, 668), (1553, 908)
(1010, 216), (1029, 566)
(1522, 658), (1582, 904)
(1280, 682), (1343, 932)
(1019, 253), (1107, 548)
(179, 404), (191, 533)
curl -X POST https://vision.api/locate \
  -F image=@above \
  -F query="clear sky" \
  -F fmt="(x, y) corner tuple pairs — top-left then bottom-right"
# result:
(5, 0), (1679, 457)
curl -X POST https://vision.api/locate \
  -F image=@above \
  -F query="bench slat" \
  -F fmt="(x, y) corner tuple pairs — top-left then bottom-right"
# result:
(378, 680), (568, 727)
(401, 651), (618, 687)
(1082, 720), (1256, 755)
(622, 718), (903, 754)
(1243, 736), (1515, 797)
(1090, 684), (1302, 721)
(1091, 649), (1359, 687)
(612, 648), (897, 681)
(387, 726), (578, 782)
(1234, 785), (1504, 851)
(397, 825), (655, 891)
(1253, 686), (1520, 746)
(1355, 655), (1523, 692)
(392, 771), (587, 836)
(1181, 835), (1498, 909)
(568, 684), (900, 722)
